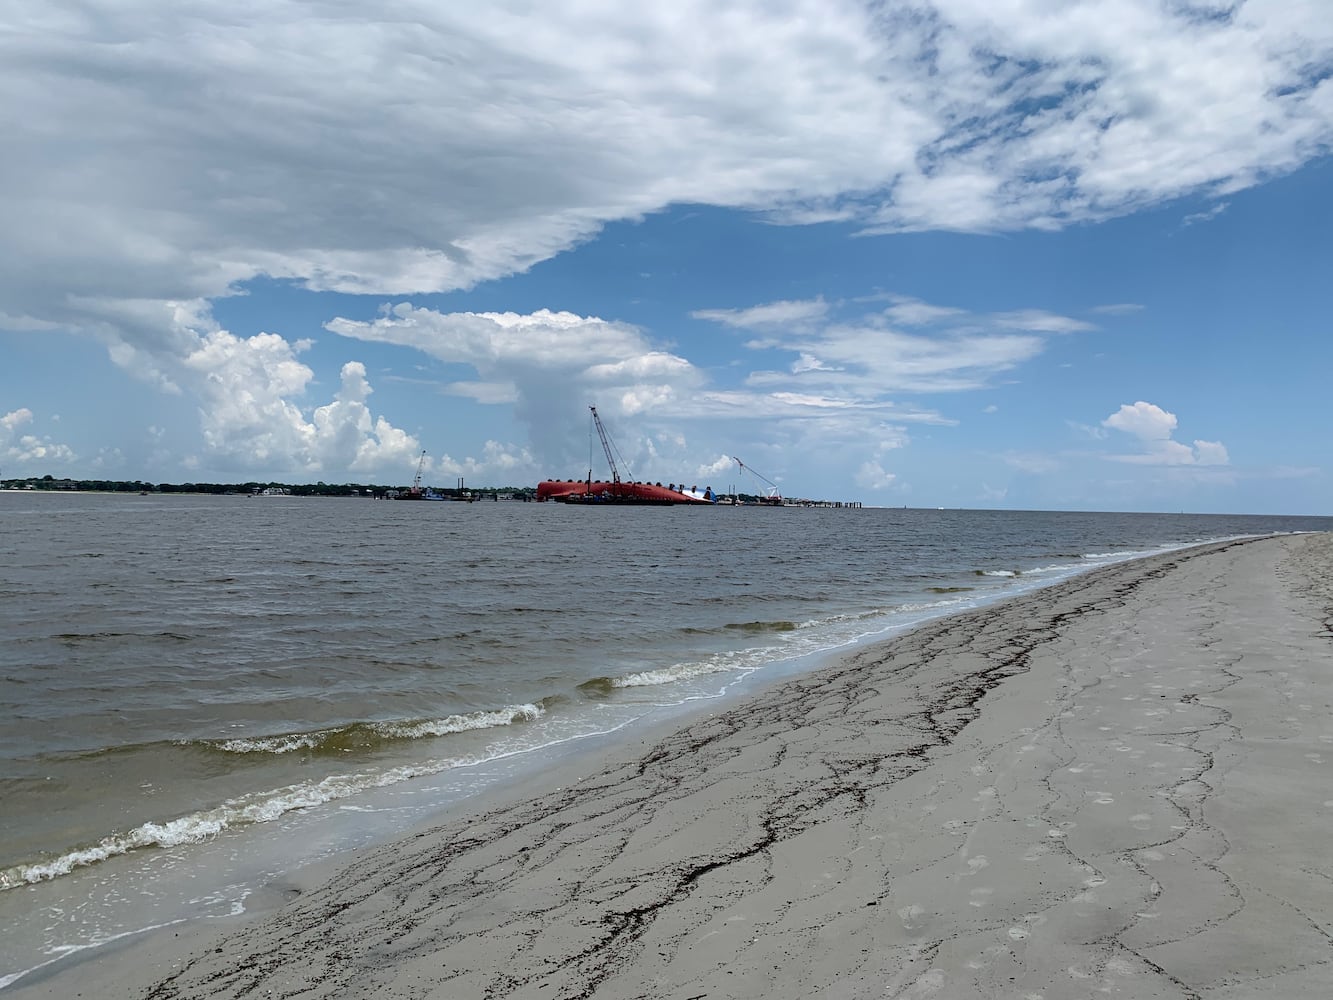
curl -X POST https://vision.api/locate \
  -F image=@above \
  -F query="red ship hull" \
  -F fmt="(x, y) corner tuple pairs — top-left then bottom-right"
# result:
(537, 480), (715, 505)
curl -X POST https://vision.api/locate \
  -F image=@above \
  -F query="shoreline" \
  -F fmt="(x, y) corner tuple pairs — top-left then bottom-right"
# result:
(10, 533), (1333, 998)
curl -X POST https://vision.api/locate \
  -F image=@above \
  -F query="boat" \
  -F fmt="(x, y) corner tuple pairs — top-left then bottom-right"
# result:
(391, 451), (445, 500)
(537, 408), (716, 505)
(537, 478), (717, 504)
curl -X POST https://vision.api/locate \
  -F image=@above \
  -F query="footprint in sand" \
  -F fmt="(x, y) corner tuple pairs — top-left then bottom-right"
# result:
(1105, 956), (1137, 976)
(898, 904), (926, 929)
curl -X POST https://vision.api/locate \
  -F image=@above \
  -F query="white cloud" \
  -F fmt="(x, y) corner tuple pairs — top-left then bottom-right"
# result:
(328, 305), (707, 470)
(3, 1), (1325, 486)
(1, 409), (32, 433)
(714, 292), (1087, 397)
(1102, 400), (1230, 466)
(1190, 439), (1231, 466)
(993, 310), (1096, 334)
(432, 441), (536, 485)
(691, 298), (830, 331)
(881, 296), (967, 327)
(1, 408), (76, 466)
(1182, 202), (1230, 226)
(855, 460), (898, 491)
(1104, 401), (1177, 440)
(4, 0), (1328, 347)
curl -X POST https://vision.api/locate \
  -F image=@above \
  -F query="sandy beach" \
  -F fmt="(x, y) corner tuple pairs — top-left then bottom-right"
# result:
(12, 532), (1333, 999)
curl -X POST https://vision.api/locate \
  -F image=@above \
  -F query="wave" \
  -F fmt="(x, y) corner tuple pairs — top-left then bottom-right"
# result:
(578, 652), (752, 694)
(52, 630), (196, 643)
(0, 704), (549, 892)
(724, 620), (798, 633)
(577, 599), (975, 695)
(682, 619), (801, 636)
(1, 765), (436, 891)
(205, 703), (547, 756)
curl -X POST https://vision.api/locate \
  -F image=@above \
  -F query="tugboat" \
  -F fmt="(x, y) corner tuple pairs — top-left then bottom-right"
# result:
(537, 408), (716, 505)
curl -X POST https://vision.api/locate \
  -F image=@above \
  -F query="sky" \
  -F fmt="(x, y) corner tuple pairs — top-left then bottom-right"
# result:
(1, 1), (1330, 514)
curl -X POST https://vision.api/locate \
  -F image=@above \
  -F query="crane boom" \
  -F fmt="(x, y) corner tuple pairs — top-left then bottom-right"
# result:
(412, 450), (426, 490)
(590, 406), (621, 484)
(732, 456), (782, 503)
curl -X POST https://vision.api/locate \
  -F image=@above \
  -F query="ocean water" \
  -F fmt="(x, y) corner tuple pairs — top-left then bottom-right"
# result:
(1, 491), (1328, 988)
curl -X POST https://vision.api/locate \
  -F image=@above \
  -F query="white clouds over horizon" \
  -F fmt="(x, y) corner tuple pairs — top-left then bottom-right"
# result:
(698, 295), (1090, 396)
(1, 408), (76, 466)
(1102, 401), (1231, 467)
(0, 1), (1326, 503)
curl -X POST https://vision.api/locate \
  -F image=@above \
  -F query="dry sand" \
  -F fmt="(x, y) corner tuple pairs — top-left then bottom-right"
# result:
(13, 532), (1333, 999)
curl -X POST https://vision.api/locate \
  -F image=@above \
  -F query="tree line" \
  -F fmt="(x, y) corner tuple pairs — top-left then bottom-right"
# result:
(0, 475), (536, 499)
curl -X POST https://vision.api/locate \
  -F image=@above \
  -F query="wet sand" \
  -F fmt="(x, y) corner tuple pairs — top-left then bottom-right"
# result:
(12, 532), (1333, 999)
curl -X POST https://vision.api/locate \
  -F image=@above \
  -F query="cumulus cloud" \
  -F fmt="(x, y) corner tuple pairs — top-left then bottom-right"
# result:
(0, 408), (76, 466)
(170, 329), (426, 477)
(855, 460), (898, 491)
(1102, 401), (1230, 466)
(1104, 400), (1178, 440)
(0, 409), (31, 434)
(851, 424), (911, 491)
(327, 306), (706, 470)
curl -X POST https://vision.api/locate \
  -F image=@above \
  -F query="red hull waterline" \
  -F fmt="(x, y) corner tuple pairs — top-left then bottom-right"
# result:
(537, 480), (716, 505)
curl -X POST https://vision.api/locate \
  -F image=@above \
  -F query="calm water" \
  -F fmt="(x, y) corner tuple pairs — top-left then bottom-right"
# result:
(1, 491), (1329, 988)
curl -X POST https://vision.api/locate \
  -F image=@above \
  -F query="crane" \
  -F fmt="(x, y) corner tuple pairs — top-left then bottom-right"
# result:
(589, 407), (620, 486)
(411, 450), (426, 494)
(732, 457), (783, 505)
(586, 406), (639, 497)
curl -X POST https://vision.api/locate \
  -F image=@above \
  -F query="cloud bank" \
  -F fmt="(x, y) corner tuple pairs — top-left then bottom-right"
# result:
(1, 1), (1327, 481)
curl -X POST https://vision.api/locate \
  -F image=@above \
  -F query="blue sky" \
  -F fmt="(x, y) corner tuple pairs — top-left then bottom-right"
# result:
(1, 1), (1330, 513)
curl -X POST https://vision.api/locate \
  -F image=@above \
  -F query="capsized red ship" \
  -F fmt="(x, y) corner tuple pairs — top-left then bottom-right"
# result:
(537, 479), (716, 504)
(538, 406), (717, 505)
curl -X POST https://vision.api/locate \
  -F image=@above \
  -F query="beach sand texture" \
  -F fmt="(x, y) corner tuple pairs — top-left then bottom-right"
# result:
(18, 532), (1333, 999)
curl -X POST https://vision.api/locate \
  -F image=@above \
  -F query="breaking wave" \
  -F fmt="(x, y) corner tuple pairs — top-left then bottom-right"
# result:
(0, 703), (547, 891)
(207, 704), (547, 756)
